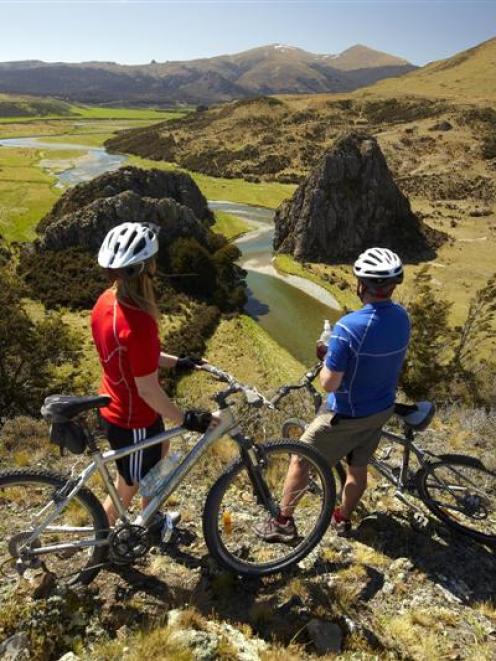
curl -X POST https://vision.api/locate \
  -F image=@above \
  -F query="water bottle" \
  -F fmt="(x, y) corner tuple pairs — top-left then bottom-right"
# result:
(316, 319), (332, 361)
(139, 451), (181, 497)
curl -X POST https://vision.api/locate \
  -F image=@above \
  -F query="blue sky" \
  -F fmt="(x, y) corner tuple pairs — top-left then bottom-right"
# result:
(0, 1), (495, 65)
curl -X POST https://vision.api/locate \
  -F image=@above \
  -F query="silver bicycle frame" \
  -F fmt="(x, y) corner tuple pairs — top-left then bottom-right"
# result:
(24, 409), (237, 556)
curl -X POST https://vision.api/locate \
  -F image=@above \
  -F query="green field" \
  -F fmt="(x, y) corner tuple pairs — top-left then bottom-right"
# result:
(212, 210), (252, 239)
(0, 147), (60, 241)
(0, 103), (188, 124)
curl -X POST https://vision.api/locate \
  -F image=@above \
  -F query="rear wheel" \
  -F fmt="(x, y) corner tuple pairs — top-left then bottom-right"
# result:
(203, 440), (335, 576)
(0, 469), (109, 591)
(417, 458), (496, 545)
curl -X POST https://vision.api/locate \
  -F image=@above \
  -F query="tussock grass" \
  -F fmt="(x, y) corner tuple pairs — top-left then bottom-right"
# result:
(91, 623), (193, 661)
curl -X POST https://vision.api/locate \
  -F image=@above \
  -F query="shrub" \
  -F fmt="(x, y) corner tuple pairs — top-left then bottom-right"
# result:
(400, 268), (454, 400)
(401, 269), (496, 406)
(169, 237), (218, 298)
(481, 135), (496, 160)
(18, 248), (107, 310)
(0, 265), (86, 422)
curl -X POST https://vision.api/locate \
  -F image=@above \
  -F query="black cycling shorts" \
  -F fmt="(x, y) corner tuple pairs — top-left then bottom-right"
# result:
(101, 417), (165, 487)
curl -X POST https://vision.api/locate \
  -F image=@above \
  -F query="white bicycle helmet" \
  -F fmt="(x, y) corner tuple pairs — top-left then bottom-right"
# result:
(98, 222), (158, 270)
(353, 247), (403, 284)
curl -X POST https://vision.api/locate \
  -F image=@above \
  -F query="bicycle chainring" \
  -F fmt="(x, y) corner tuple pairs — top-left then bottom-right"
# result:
(109, 524), (151, 564)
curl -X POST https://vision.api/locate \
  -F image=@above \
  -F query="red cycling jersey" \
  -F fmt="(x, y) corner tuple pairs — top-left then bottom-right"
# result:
(91, 288), (160, 428)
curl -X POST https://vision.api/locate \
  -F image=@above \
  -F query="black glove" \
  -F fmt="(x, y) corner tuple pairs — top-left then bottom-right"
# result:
(183, 409), (212, 433)
(175, 355), (204, 373)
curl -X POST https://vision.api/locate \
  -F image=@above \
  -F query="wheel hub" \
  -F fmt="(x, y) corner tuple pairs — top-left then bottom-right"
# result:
(461, 493), (486, 518)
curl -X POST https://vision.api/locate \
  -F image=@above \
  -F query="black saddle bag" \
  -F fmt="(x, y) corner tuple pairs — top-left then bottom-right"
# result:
(49, 421), (88, 455)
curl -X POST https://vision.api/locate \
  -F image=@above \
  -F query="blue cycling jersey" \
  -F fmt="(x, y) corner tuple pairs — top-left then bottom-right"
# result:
(325, 300), (410, 417)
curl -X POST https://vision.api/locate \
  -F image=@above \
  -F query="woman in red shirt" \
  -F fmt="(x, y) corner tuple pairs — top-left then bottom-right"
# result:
(92, 222), (213, 526)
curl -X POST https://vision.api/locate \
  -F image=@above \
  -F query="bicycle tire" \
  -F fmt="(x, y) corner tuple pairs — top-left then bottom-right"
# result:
(417, 457), (496, 545)
(0, 469), (109, 586)
(203, 439), (335, 576)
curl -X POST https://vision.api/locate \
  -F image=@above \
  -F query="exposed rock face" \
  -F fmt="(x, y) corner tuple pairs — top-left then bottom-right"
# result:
(38, 166), (213, 234)
(39, 189), (210, 254)
(273, 131), (445, 263)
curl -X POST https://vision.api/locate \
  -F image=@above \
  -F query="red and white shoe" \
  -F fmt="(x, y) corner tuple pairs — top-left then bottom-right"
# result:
(330, 507), (352, 536)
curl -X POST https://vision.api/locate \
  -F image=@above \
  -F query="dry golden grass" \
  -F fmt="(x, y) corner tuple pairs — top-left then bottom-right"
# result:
(353, 544), (390, 569)
(475, 602), (496, 623)
(361, 37), (496, 103)
(90, 624), (193, 661)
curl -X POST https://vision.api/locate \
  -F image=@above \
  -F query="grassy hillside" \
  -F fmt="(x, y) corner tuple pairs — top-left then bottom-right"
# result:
(2, 311), (495, 660)
(0, 93), (74, 118)
(361, 37), (496, 102)
(0, 93), (188, 123)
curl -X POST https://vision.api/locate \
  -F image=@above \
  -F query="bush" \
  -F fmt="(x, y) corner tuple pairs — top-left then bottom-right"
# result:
(18, 248), (107, 310)
(401, 269), (496, 406)
(169, 237), (218, 298)
(0, 265), (86, 421)
(481, 135), (496, 160)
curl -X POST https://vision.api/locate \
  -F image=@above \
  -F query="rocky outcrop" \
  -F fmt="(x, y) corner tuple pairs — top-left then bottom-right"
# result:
(38, 189), (210, 254)
(273, 131), (446, 263)
(37, 166), (213, 234)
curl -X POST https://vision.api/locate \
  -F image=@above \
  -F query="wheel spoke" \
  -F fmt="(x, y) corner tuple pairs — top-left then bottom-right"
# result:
(0, 471), (108, 588)
(420, 460), (496, 540)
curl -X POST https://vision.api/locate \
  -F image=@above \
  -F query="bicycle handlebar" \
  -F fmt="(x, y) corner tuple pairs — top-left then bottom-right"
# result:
(199, 362), (323, 410)
(199, 364), (274, 409)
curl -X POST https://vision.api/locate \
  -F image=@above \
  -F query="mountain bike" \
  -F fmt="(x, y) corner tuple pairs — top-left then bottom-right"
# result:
(0, 365), (335, 590)
(277, 364), (496, 546)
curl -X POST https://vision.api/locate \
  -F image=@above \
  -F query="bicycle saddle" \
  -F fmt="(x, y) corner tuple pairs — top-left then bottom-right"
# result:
(394, 401), (435, 431)
(41, 394), (111, 423)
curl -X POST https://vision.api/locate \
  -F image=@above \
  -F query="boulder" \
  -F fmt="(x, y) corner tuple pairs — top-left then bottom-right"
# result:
(273, 131), (445, 263)
(37, 166), (213, 234)
(307, 619), (343, 654)
(0, 632), (29, 661)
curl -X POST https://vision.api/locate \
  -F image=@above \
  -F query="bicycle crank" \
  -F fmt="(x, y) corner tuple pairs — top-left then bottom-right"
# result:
(109, 524), (151, 564)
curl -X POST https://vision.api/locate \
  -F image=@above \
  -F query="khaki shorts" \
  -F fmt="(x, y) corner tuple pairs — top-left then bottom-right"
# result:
(300, 407), (394, 467)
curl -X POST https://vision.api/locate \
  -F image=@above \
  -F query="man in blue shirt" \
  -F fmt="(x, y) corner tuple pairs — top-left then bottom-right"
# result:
(255, 247), (410, 541)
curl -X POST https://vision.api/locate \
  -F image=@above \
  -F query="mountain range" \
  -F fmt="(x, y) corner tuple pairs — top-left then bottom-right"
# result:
(0, 44), (415, 105)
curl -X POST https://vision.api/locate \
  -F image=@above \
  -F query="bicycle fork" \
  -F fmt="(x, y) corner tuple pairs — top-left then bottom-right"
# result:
(233, 434), (279, 517)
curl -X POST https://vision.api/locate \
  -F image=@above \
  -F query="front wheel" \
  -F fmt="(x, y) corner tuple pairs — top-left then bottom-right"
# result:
(0, 469), (109, 591)
(203, 440), (335, 576)
(417, 457), (496, 545)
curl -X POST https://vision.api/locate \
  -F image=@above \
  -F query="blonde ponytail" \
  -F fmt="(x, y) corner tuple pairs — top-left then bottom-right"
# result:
(114, 258), (159, 320)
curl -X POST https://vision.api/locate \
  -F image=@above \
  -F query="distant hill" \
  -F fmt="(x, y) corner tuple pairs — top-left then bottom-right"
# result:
(0, 92), (74, 117)
(362, 37), (496, 102)
(0, 44), (415, 105)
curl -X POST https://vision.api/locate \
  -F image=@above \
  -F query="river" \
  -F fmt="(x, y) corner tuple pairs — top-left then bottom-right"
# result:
(0, 137), (341, 365)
